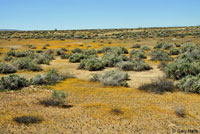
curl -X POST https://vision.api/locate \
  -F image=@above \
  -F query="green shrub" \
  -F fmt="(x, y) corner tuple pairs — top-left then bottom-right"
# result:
(154, 42), (164, 49)
(141, 45), (150, 51)
(165, 58), (200, 80)
(139, 77), (175, 94)
(56, 49), (65, 56)
(0, 75), (29, 91)
(60, 53), (71, 59)
(117, 60), (152, 71)
(91, 70), (129, 87)
(12, 58), (42, 71)
(69, 53), (85, 63)
(180, 43), (197, 53)
(40, 90), (67, 107)
(0, 62), (17, 74)
(82, 49), (97, 55)
(163, 43), (173, 50)
(99, 46), (128, 54)
(71, 48), (82, 53)
(150, 49), (172, 61)
(176, 74), (200, 93)
(78, 57), (104, 71)
(102, 52), (129, 67)
(31, 69), (67, 85)
(131, 50), (147, 59)
(168, 48), (180, 55)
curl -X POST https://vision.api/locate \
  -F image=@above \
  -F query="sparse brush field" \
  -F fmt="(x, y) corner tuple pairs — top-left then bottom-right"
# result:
(0, 27), (200, 134)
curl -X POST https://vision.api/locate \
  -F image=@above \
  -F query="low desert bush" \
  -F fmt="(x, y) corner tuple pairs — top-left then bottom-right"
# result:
(13, 116), (43, 125)
(150, 49), (172, 61)
(139, 77), (175, 94)
(168, 48), (180, 55)
(130, 50), (147, 59)
(30, 69), (68, 85)
(60, 53), (71, 59)
(71, 48), (82, 53)
(102, 52), (129, 67)
(0, 75), (29, 91)
(176, 74), (200, 93)
(165, 57), (200, 80)
(117, 60), (152, 71)
(0, 62), (17, 74)
(141, 45), (150, 51)
(40, 90), (67, 107)
(82, 49), (97, 55)
(91, 70), (129, 87)
(69, 53), (86, 63)
(78, 57), (104, 71)
(12, 58), (42, 71)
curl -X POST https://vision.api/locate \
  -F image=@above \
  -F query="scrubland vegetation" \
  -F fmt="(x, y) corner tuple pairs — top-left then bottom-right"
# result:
(0, 26), (200, 134)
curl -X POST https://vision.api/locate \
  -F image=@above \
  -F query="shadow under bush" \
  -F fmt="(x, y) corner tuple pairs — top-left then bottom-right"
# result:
(139, 77), (175, 94)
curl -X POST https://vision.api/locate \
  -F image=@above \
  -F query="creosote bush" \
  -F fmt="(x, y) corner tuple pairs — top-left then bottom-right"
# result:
(0, 75), (29, 91)
(91, 70), (129, 87)
(0, 62), (17, 74)
(139, 77), (175, 94)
